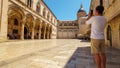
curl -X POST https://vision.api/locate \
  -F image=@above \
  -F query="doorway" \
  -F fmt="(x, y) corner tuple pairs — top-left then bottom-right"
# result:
(107, 25), (112, 47)
(24, 26), (31, 39)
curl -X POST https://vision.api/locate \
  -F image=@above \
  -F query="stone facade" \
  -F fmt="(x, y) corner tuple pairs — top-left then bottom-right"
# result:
(57, 20), (78, 39)
(57, 5), (90, 39)
(0, 0), (57, 41)
(90, 0), (120, 49)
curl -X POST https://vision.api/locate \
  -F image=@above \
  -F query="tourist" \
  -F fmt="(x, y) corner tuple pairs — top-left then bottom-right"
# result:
(86, 5), (106, 68)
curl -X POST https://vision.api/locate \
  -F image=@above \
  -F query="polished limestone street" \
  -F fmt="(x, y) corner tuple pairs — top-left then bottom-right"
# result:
(0, 39), (120, 68)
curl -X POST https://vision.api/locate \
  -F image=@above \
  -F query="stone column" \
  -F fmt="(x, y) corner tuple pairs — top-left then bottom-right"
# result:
(43, 23), (46, 39)
(31, 21), (35, 40)
(0, 0), (8, 41)
(40, 5), (44, 15)
(20, 17), (26, 40)
(38, 24), (41, 39)
(45, 11), (48, 19)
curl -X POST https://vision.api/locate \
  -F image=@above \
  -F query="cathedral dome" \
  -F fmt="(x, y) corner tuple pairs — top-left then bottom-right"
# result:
(77, 4), (86, 13)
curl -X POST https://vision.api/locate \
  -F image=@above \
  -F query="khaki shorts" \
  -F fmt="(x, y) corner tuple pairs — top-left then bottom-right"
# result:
(91, 39), (105, 54)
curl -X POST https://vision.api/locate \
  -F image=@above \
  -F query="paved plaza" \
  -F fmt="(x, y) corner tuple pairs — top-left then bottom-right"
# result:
(0, 39), (120, 68)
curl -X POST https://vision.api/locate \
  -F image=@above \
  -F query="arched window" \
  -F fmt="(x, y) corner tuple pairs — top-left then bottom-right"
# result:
(43, 8), (46, 17)
(47, 13), (49, 20)
(69, 23), (72, 26)
(27, 0), (32, 7)
(14, 18), (18, 25)
(36, 2), (40, 13)
(59, 23), (62, 26)
(74, 23), (78, 26)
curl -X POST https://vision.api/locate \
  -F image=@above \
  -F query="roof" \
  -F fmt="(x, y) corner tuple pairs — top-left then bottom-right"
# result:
(77, 4), (86, 13)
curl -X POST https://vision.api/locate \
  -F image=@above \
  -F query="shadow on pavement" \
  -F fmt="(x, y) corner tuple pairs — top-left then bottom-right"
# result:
(64, 46), (95, 68)
(105, 47), (120, 68)
(64, 46), (120, 68)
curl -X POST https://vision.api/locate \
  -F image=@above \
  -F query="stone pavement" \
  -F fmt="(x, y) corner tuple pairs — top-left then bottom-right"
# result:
(65, 43), (120, 68)
(0, 39), (120, 68)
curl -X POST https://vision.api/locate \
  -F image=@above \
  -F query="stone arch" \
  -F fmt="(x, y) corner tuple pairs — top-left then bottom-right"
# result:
(8, 6), (25, 39)
(8, 5), (25, 18)
(24, 24), (31, 39)
(41, 22), (46, 39)
(107, 25), (112, 46)
(26, 14), (34, 39)
(34, 19), (41, 39)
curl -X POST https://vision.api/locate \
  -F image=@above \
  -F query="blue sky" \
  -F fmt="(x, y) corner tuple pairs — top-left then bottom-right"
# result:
(44, 0), (91, 20)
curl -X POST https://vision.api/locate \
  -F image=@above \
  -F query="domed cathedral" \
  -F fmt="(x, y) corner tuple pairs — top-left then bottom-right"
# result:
(77, 4), (90, 39)
(0, 0), (57, 41)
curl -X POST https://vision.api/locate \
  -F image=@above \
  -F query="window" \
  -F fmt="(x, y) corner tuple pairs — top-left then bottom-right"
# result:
(69, 23), (72, 26)
(47, 13), (49, 20)
(59, 30), (61, 32)
(69, 30), (72, 32)
(51, 17), (52, 22)
(64, 23), (67, 26)
(74, 23), (78, 26)
(27, 0), (32, 7)
(14, 18), (18, 25)
(43, 9), (46, 17)
(59, 23), (62, 26)
(36, 2), (40, 13)
(64, 30), (67, 32)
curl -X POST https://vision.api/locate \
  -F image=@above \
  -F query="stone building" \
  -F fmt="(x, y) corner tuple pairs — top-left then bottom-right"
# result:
(90, 0), (120, 49)
(0, 0), (57, 41)
(57, 20), (78, 39)
(57, 5), (90, 39)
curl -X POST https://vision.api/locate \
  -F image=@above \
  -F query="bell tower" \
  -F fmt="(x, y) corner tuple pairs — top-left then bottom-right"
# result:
(77, 4), (86, 19)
